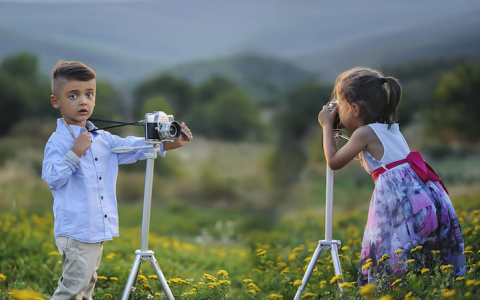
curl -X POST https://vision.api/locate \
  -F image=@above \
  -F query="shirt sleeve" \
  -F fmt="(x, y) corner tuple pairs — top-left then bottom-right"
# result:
(42, 140), (80, 189)
(104, 133), (166, 165)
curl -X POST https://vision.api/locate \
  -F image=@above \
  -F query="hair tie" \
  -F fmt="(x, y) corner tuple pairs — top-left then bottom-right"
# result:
(380, 77), (387, 84)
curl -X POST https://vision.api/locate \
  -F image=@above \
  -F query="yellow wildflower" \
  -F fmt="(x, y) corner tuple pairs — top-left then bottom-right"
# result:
(463, 250), (473, 255)
(432, 250), (441, 255)
(391, 279), (401, 287)
(329, 275), (343, 284)
(362, 262), (373, 270)
(105, 294), (112, 298)
(248, 283), (261, 292)
(267, 294), (284, 299)
(378, 296), (392, 300)
(216, 270), (228, 277)
(10, 289), (43, 300)
(148, 275), (157, 280)
(359, 284), (375, 297)
(203, 274), (217, 282)
(441, 289), (456, 298)
(277, 262), (287, 268)
(378, 254), (391, 263)
(257, 250), (267, 257)
(420, 268), (430, 275)
(455, 277), (465, 281)
(293, 247), (304, 253)
(206, 282), (219, 288)
(280, 268), (290, 275)
(406, 259), (415, 264)
(293, 279), (303, 287)
(410, 246), (423, 253)
(340, 282), (353, 288)
(243, 279), (253, 284)
(109, 277), (118, 281)
(466, 280), (475, 286)
(97, 276), (108, 280)
(365, 258), (372, 263)
(47, 252), (60, 256)
(247, 289), (256, 295)
(301, 292), (317, 298)
(440, 264), (454, 272)
(394, 249), (403, 255)
(219, 280), (231, 285)
(0, 273), (6, 281)
(341, 246), (350, 251)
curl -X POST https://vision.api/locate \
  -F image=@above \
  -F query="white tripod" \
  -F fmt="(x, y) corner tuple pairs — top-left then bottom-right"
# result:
(294, 130), (348, 299)
(113, 143), (175, 300)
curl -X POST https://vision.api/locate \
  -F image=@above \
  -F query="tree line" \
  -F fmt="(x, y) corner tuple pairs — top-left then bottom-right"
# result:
(1, 51), (479, 187)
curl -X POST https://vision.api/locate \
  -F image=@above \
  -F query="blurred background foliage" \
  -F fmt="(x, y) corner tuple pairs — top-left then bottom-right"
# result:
(1, 50), (480, 219)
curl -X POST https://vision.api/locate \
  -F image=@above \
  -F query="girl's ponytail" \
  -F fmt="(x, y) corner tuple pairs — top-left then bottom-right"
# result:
(382, 77), (402, 128)
(333, 67), (403, 128)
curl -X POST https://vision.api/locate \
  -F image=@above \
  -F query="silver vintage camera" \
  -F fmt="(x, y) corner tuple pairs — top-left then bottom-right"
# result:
(327, 99), (342, 130)
(144, 111), (182, 142)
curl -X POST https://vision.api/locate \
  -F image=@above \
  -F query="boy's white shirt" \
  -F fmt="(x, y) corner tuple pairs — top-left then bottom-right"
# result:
(42, 118), (165, 243)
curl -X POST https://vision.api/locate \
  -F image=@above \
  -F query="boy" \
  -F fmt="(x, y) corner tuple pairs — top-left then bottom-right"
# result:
(42, 60), (192, 300)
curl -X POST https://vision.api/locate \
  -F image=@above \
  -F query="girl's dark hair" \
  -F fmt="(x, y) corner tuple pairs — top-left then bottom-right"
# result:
(51, 60), (96, 94)
(332, 67), (402, 128)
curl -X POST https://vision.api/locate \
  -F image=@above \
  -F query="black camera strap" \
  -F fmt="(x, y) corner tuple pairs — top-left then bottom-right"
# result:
(87, 118), (144, 132)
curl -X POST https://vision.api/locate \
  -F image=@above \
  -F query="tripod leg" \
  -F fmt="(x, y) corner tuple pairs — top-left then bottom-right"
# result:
(121, 254), (142, 300)
(149, 255), (175, 300)
(294, 243), (324, 300)
(330, 243), (344, 291)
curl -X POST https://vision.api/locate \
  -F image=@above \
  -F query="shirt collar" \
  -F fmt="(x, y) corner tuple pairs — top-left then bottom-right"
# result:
(56, 118), (97, 138)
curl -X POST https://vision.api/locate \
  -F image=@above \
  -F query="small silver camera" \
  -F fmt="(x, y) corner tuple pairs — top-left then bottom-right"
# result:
(327, 99), (342, 129)
(144, 111), (181, 142)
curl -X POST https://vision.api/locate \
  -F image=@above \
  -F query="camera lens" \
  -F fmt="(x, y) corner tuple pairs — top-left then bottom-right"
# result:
(169, 125), (177, 137)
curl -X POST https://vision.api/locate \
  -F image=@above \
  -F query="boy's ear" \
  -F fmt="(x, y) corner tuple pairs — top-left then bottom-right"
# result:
(51, 94), (60, 109)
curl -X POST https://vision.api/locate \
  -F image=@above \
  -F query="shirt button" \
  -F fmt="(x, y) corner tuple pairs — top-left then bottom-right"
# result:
(104, 215), (107, 218)
(99, 177), (102, 180)
(95, 158), (98, 161)
(101, 196), (103, 200)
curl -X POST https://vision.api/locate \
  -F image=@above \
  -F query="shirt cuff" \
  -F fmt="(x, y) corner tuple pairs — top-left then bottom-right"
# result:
(158, 142), (166, 157)
(61, 151), (81, 171)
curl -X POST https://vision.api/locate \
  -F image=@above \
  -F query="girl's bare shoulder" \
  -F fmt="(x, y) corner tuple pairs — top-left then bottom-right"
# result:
(352, 125), (377, 141)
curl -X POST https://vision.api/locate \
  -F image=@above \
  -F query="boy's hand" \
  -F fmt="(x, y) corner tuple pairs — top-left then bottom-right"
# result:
(71, 131), (91, 157)
(318, 104), (337, 128)
(163, 123), (193, 150)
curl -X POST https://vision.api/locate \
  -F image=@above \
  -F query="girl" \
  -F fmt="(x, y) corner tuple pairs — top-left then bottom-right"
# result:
(318, 67), (466, 285)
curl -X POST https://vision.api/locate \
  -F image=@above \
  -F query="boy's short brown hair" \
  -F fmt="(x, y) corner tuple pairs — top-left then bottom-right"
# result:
(51, 60), (96, 95)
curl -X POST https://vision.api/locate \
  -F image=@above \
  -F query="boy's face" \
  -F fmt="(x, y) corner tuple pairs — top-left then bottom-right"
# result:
(51, 79), (96, 127)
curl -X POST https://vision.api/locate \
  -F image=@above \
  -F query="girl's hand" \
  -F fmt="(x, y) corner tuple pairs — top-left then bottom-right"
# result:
(318, 104), (337, 128)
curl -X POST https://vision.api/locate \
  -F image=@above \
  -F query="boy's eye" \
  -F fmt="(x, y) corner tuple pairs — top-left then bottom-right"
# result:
(86, 92), (94, 98)
(69, 94), (77, 100)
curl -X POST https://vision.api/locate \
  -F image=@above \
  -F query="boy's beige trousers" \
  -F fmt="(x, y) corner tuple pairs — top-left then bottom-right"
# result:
(51, 236), (103, 300)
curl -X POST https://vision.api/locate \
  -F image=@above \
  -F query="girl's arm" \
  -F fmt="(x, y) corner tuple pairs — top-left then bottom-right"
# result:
(318, 105), (370, 170)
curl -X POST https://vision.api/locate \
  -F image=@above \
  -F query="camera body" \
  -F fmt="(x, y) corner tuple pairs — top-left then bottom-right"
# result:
(144, 111), (181, 142)
(328, 100), (342, 130)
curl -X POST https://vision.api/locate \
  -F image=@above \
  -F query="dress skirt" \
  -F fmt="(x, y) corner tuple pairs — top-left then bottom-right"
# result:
(357, 163), (466, 285)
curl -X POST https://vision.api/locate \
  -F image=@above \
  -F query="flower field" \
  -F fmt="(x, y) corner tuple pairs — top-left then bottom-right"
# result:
(0, 195), (479, 300)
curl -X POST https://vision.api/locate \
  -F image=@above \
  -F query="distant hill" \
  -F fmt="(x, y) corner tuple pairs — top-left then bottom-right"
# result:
(158, 54), (315, 103)
(1, 0), (480, 87)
